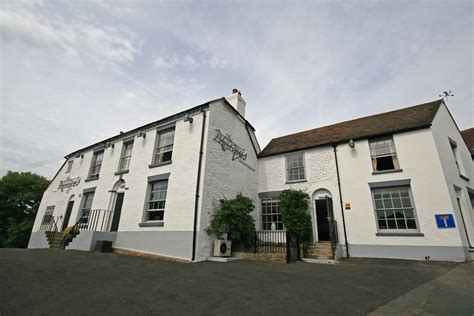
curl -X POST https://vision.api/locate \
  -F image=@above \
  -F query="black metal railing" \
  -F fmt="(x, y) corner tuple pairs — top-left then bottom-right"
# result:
(74, 209), (115, 232)
(230, 230), (288, 254)
(39, 215), (60, 243)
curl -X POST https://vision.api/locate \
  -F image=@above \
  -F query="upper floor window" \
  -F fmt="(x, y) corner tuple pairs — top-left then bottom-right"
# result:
(261, 198), (283, 230)
(372, 186), (418, 232)
(118, 141), (134, 173)
(66, 160), (73, 173)
(152, 128), (175, 165)
(88, 150), (104, 179)
(286, 153), (306, 182)
(369, 137), (400, 172)
(145, 180), (168, 221)
(449, 138), (467, 178)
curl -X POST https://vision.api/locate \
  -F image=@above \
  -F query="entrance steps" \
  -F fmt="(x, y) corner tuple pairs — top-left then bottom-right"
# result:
(45, 231), (64, 249)
(304, 241), (333, 260)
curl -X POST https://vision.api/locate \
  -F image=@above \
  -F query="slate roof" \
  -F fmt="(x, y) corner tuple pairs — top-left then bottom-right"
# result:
(259, 99), (443, 158)
(461, 128), (474, 157)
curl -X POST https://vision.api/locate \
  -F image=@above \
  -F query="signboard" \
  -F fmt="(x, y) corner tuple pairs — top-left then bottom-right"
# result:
(344, 202), (351, 210)
(435, 214), (456, 229)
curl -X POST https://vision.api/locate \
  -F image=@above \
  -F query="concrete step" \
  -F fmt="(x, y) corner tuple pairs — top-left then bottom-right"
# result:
(305, 254), (333, 260)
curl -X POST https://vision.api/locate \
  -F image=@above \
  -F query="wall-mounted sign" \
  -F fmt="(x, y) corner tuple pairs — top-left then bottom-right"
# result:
(58, 177), (81, 191)
(435, 214), (456, 229)
(214, 129), (255, 172)
(344, 202), (351, 210)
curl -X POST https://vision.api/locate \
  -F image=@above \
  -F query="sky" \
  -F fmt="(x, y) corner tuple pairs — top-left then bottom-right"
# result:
(1, 0), (473, 179)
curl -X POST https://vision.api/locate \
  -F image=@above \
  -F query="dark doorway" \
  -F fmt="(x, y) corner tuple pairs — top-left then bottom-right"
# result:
(62, 201), (74, 231)
(315, 198), (331, 241)
(111, 193), (124, 232)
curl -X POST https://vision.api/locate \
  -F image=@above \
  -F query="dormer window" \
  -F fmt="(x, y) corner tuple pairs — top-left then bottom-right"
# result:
(369, 137), (400, 172)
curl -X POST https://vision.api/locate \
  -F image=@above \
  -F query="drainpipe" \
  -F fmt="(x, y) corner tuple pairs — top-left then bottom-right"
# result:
(191, 108), (207, 261)
(333, 144), (350, 258)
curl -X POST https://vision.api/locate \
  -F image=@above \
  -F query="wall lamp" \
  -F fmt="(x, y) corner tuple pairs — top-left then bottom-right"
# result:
(137, 130), (146, 138)
(105, 142), (115, 149)
(75, 153), (84, 159)
(184, 113), (193, 124)
(348, 139), (355, 148)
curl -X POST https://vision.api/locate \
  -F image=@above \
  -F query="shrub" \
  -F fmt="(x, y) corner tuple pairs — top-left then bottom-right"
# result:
(206, 193), (256, 244)
(63, 225), (80, 242)
(279, 189), (312, 241)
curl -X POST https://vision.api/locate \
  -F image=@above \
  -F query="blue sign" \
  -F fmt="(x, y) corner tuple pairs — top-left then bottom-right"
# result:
(435, 214), (456, 229)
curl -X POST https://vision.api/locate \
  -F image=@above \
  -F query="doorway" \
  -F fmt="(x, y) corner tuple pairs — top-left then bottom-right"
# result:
(110, 193), (124, 232)
(62, 200), (74, 231)
(315, 197), (333, 241)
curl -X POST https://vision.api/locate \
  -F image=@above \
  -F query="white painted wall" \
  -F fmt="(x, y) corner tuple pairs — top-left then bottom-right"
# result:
(258, 146), (344, 244)
(196, 100), (259, 261)
(430, 103), (473, 248)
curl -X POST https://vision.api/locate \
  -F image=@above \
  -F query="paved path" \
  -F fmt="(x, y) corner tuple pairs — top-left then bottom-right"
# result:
(370, 262), (474, 315)
(0, 249), (471, 315)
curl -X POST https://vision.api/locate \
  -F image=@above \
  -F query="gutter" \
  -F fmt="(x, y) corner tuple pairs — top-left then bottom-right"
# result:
(191, 108), (207, 261)
(332, 144), (350, 258)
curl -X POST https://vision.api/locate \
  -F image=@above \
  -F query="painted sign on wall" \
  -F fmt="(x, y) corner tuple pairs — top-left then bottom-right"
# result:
(214, 129), (255, 171)
(435, 214), (456, 229)
(58, 177), (81, 191)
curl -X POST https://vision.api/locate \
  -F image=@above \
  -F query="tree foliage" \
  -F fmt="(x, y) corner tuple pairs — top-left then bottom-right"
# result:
(279, 189), (312, 241)
(0, 171), (50, 248)
(206, 193), (256, 243)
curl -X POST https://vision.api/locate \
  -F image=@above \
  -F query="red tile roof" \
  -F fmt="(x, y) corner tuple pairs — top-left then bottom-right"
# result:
(259, 99), (443, 157)
(461, 128), (474, 157)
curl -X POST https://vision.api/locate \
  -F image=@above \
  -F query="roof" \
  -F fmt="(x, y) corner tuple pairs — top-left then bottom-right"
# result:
(259, 99), (443, 158)
(461, 128), (474, 157)
(66, 97), (257, 158)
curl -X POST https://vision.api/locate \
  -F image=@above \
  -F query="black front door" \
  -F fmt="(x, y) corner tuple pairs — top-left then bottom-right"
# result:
(315, 199), (330, 241)
(110, 193), (124, 232)
(62, 201), (74, 231)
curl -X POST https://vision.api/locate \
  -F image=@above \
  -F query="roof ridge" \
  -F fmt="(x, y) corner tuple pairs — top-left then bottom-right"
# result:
(270, 99), (443, 142)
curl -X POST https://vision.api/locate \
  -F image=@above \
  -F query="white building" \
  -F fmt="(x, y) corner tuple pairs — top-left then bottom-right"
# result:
(29, 93), (474, 262)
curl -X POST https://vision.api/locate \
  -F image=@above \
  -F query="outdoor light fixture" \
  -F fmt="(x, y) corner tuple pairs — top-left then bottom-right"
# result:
(137, 130), (146, 138)
(75, 153), (84, 159)
(349, 139), (355, 148)
(105, 142), (114, 149)
(184, 113), (193, 124)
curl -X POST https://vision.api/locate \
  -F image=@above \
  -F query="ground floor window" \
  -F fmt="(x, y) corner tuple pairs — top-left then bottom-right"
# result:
(80, 191), (95, 225)
(261, 198), (283, 230)
(372, 186), (418, 231)
(146, 180), (168, 221)
(43, 206), (55, 223)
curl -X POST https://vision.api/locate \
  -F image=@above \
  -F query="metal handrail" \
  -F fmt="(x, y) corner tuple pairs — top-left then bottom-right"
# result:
(73, 209), (115, 232)
(39, 215), (60, 243)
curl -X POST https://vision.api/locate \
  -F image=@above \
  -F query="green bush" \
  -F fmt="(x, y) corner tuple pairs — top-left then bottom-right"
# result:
(206, 193), (256, 244)
(279, 189), (312, 241)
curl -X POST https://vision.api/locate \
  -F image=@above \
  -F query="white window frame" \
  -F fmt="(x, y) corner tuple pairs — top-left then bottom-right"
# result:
(285, 152), (306, 183)
(371, 185), (421, 234)
(43, 206), (55, 223)
(66, 160), (74, 173)
(151, 128), (175, 166)
(449, 138), (467, 178)
(369, 137), (400, 172)
(144, 180), (168, 222)
(261, 198), (284, 231)
(118, 141), (134, 173)
(88, 150), (104, 179)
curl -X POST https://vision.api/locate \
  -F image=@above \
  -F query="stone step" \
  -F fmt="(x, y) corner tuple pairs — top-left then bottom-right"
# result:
(305, 254), (333, 260)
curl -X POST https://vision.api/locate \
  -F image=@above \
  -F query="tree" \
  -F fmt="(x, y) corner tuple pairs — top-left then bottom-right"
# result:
(206, 193), (256, 244)
(279, 189), (312, 241)
(0, 171), (50, 248)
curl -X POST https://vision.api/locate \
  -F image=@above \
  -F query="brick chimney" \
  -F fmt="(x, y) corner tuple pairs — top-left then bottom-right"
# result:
(226, 89), (246, 117)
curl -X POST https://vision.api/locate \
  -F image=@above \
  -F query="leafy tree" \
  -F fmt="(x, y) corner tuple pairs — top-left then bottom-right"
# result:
(0, 171), (50, 248)
(279, 189), (312, 241)
(206, 193), (256, 244)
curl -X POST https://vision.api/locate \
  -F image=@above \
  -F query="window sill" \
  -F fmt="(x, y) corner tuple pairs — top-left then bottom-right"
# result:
(376, 232), (424, 237)
(372, 169), (403, 175)
(459, 174), (470, 181)
(148, 160), (172, 169)
(286, 179), (307, 184)
(139, 221), (164, 227)
(115, 170), (129, 176)
(84, 177), (99, 182)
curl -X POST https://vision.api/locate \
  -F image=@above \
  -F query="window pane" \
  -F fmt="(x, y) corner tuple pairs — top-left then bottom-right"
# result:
(378, 220), (388, 229)
(407, 219), (417, 229)
(387, 220), (397, 229)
